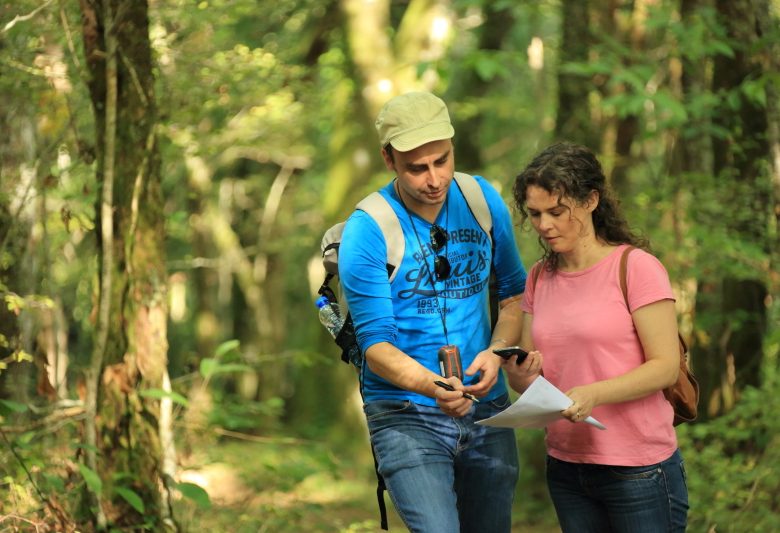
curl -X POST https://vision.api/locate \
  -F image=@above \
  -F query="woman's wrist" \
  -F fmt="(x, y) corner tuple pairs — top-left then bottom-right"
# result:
(488, 338), (507, 349)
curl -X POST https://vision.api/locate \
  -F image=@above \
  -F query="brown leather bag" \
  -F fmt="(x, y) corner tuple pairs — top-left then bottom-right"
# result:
(529, 247), (700, 425)
(619, 247), (699, 425)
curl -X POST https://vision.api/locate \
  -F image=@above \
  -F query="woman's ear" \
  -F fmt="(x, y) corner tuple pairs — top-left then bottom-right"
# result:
(586, 190), (600, 212)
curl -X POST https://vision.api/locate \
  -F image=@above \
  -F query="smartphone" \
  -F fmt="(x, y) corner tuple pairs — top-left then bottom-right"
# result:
(492, 346), (529, 365)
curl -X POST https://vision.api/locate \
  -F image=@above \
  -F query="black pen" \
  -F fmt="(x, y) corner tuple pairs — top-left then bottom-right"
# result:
(434, 380), (480, 403)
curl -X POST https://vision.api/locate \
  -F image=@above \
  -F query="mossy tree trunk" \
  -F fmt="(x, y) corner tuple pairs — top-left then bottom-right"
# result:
(79, 0), (174, 529)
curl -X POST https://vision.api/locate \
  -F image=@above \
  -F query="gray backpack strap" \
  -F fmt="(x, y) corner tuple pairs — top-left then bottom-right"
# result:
(321, 222), (345, 276)
(453, 172), (492, 245)
(356, 192), (405, 283)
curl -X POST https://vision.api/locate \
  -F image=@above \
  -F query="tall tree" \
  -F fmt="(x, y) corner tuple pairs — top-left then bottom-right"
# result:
(693, 0), (771, 418)
(555, 0), (596, 148)
(78, 0), (174, 528)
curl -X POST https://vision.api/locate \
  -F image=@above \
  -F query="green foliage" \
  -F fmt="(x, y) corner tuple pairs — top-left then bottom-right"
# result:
(79, 463), (103, 495)
(0, 399), (28, 417)
(114, 486), (145, 514)
(678, 384), (780, 532)
(176, 481), (212, 509)
(1, 0), (778, 530)
(139, 388), (190, 407)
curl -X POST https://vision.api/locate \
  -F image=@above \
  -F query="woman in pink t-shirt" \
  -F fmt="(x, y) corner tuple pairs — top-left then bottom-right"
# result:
(504, 142), (689, 532)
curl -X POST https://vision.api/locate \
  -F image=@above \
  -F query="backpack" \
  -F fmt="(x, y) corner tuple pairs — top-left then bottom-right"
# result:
(528, 246), (700, 426)
(317, 172), (493, 530)
(618, 247), (699, 425)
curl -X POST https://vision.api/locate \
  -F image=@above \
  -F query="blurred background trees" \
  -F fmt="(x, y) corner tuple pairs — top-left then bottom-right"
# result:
(0, 0), (778, 531)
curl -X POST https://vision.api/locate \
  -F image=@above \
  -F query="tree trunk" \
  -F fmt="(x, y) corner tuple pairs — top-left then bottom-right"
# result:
(755, 0), (780, 306)
(555, 0), (596, 148)
(79, 0), (175, 529)
(694, 0), (770, 418)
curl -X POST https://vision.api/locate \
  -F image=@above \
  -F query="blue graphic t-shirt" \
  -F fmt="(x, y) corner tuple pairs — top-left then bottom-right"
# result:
(339, 175), (526, 406)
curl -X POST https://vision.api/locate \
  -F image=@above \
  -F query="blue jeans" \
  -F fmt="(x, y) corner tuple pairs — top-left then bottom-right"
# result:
(364, 395), (518, 533)
(546, 449), (689, 533)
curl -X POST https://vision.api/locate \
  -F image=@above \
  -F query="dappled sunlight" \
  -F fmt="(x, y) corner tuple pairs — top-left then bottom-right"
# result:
(178, 463), (251, 506)
(250, 470), (369, 508)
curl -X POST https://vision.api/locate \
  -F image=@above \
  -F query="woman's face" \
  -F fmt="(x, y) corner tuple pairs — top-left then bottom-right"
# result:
(525, 185), (596, 254)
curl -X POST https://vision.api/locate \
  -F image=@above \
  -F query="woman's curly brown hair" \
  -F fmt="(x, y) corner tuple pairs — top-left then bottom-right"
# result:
(512, 142), (648, 271)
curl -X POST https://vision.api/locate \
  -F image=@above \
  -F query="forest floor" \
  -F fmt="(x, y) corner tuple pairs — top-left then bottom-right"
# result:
(171, 433), (562, 532)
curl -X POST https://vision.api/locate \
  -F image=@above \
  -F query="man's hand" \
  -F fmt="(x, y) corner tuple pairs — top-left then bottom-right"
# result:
(463, 349), (503, 397)
(434, 377), (475, 417)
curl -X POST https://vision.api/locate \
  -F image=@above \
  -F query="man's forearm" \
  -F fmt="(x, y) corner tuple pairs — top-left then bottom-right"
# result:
(365, 341), (444, 397)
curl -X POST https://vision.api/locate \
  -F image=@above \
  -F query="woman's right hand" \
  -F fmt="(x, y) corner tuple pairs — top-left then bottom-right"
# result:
(502, 350), (543, 393)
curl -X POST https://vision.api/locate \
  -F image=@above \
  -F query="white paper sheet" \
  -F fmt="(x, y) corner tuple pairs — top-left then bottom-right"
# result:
(477, 376), (607, 430)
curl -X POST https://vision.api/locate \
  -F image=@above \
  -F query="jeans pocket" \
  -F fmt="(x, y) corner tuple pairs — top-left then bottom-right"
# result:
(364, 400), (413, 422)
(474, 393), (512, 421)
(607, 463), (663, 481)
(487, 393), (512, 410)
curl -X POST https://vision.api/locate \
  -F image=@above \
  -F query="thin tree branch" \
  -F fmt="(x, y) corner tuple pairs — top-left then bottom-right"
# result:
(84, 0), (118, 527)
(1, 0), (54, 33)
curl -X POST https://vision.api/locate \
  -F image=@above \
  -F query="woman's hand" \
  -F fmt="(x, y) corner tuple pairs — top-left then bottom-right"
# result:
(561, 384), (601, 422)
(502, 350), (543, 393)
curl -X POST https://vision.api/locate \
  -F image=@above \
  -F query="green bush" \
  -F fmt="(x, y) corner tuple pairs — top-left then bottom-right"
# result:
(678, 385), (780, 532)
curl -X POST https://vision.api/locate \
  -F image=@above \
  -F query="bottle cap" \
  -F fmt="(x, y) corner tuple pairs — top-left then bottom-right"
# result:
(315, 295), (329, 309)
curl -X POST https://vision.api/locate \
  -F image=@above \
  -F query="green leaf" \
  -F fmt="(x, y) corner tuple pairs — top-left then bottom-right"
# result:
(139, 388), (189, 407)
(200, 358), (251, 378)
(176, 482), (211, 509)
(79, 464), (103, 495)
(211, 363), (253, 374)
(114, 487), (145, 514)
(43, 473), (65, 492)
(200, 358), (218, 378)
(4, 293), (25, 312)
(214, 339), (240, 358)
(13, 349), (34, 363)
(71, 442), (100, 454)
(0, 399), (28, 414)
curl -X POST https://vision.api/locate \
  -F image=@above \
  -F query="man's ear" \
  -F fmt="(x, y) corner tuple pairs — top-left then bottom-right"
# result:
(586, 190), (600, 212)
(380, 148), (395, 171)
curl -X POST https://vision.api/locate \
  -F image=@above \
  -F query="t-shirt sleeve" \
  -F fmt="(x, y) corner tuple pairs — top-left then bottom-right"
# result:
(477, 176), (527, 300)
(338, 210), (398, 352)
(625, 250), (675, 312)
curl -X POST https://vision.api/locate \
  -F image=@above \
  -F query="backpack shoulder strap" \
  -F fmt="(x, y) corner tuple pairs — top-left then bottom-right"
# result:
(529, 260), (544, 292)
(453, 172), (492, 245)
(356, 192), (405, 283)
(353, 176), (492, 284)
(618, 246), (636, 310)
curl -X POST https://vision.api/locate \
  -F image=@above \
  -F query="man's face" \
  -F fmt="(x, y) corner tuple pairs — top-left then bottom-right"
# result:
(383, 139), (455, 211)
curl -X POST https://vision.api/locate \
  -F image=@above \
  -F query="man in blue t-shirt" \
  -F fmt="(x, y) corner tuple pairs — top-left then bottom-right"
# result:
(339, 92), (538, 532)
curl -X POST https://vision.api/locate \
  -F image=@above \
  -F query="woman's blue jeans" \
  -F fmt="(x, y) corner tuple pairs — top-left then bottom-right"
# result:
(364, 395), (518, 533)
(546, 449), (689, 533)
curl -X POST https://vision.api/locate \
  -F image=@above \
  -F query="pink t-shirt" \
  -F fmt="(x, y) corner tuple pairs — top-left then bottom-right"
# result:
(522, 245), (677, 466)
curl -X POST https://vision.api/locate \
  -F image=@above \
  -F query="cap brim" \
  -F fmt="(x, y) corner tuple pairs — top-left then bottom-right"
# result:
(389, 122), (455, 152)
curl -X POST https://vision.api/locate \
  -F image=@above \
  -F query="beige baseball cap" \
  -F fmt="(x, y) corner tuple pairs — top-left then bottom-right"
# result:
(375, 92), (455, 152)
